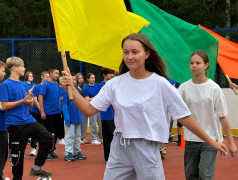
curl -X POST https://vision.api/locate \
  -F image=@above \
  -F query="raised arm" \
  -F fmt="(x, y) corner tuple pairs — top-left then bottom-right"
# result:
(2, 93), (33, 110)
(61, 71), (99, 117)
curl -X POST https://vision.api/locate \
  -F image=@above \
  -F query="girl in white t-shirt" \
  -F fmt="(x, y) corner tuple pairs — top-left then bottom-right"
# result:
(179, 50), (237, 180)
(61, 34), (229, 180)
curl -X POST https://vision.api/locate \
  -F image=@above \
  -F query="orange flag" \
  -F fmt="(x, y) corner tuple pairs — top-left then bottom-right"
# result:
(199, 25), (238, 79)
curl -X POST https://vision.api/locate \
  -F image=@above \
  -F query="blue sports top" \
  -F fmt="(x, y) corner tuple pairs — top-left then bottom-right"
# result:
(40, 80), (61, 115)
(31, 83), (42, 115)
(62, 89), (83, 124)
(0, 79), (36, 128)
(99, 81), (114, 120)
(83, 83), (100, 98)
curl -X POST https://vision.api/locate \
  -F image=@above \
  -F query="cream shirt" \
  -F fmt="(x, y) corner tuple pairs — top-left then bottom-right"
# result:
(179, 79), (228, 142)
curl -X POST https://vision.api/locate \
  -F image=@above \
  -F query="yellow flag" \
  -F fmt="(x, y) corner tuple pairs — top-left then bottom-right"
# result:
(50, 0), (149, 70)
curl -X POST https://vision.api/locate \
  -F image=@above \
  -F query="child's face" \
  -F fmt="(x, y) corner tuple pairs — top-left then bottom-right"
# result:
(15, 64), (25, 77)
(122, 40), (150, 72)
(190, 54), (208, 76)
(77, 75), (83, 84)
(87, 75), (95, 84)
(72, 76), (76, 86)
(0, 66), (6, 81)
(50, 70), (59, 82)
(104, 73), (114, 81)
(28, 73), (33, 82)
(41, 73), (49, 83)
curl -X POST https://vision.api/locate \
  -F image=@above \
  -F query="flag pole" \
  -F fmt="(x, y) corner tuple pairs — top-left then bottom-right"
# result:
(61, 51), (73, 99)
(225, 74), (238, 95)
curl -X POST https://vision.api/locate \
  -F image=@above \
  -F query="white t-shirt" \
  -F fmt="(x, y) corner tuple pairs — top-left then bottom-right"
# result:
(178, 79), (228, 142)
(91, 72), (191, 143)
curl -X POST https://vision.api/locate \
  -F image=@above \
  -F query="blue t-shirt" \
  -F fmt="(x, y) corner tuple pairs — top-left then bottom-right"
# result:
(59, 86), (65, 111)
(83, 83), (100, 98)
(31, 83), (42, 115)
(23, 82), (35, 110)
(99, 81), (114, 120)
(0, 79), (36, 128)
(169, 79), (180, 88)
(23, 81), (35, 92)
(0, 83), (6, 131)
(62, 89), (83, 124)
(40, 80), (61, 115)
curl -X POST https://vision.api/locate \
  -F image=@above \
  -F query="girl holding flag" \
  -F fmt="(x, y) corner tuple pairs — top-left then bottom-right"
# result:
(60, 33), (229, 180)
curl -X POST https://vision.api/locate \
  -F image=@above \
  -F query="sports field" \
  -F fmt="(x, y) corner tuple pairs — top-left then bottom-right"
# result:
(3, 135), (238, 180)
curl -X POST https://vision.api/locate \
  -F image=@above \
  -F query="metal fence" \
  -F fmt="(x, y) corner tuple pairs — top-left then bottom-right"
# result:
(0, 38), (104, 84)
(0, 27), (237, 86)
(213, 27), (238, 87)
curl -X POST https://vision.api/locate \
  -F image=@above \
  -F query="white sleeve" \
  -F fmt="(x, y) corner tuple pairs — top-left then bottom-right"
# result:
(214, 87), (228, 117)
(0, 101), (2, 110)
(163, 81), (191, 120)
(90, 82), (112, 111)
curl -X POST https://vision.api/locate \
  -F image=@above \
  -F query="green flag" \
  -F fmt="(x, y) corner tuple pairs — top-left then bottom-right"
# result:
(129, 0), (218, 83)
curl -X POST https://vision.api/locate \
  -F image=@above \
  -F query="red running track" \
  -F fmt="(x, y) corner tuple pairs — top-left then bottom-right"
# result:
(2, 136), (238, 180)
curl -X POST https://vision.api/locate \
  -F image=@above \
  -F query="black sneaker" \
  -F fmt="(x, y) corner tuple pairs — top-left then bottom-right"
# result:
(29, 168), (53, 177)
(46, 154), (54, 160)
(50, 151), (59, 159)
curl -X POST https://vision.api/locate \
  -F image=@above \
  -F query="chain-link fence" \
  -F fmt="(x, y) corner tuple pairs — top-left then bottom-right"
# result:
(0, 28), (237, 86)
(215, 28), (238, 87)
(0, 38), (104, 84)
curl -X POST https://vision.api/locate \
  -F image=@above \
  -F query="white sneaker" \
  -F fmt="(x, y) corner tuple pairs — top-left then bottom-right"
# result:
(30, 148), (37, 156)
(79, 139), (85, 144)
(59, 139), (65, 145)
(91, 140), (101, 145)
(82, 139), (89, 144)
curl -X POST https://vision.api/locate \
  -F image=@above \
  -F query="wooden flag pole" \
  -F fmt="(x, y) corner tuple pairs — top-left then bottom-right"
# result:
(61, 51), (73, 99)
(225, 74), (238, 95)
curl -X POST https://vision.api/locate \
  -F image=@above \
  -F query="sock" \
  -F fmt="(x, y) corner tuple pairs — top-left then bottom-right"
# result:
(33, 165), (41, 171)
(178, 134), (181, 141)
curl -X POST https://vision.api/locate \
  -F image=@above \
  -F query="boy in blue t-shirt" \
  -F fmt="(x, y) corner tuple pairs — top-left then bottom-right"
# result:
(39, 68), (62, 160)
(0, 57), (53, 179)
(0, 61), (7, 180)
(99, 68), (115, 162)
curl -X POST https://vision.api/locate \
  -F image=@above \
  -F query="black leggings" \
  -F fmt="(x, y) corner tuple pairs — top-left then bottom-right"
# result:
(44, 113), (64, 151)
(0, 131), (8, 177)
(7, 122), (53, 180)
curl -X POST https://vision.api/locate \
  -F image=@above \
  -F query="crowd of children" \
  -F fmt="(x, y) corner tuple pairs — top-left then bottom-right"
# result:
(0, 57), (117, 179)
(0, 33), (237, 180)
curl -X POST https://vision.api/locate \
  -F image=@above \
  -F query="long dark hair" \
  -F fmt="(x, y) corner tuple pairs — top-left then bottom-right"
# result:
(119, 33), (168, 79)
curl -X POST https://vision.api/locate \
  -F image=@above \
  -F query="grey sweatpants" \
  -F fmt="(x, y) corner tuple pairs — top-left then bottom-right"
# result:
(89, 112), (102, 140)
(104, 133), (165, 180)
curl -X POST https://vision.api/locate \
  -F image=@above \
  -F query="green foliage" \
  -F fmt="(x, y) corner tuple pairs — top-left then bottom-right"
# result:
(0, 0), (237, 38)
(145, 0), (238, 29)
(0, 0), (53, 38)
